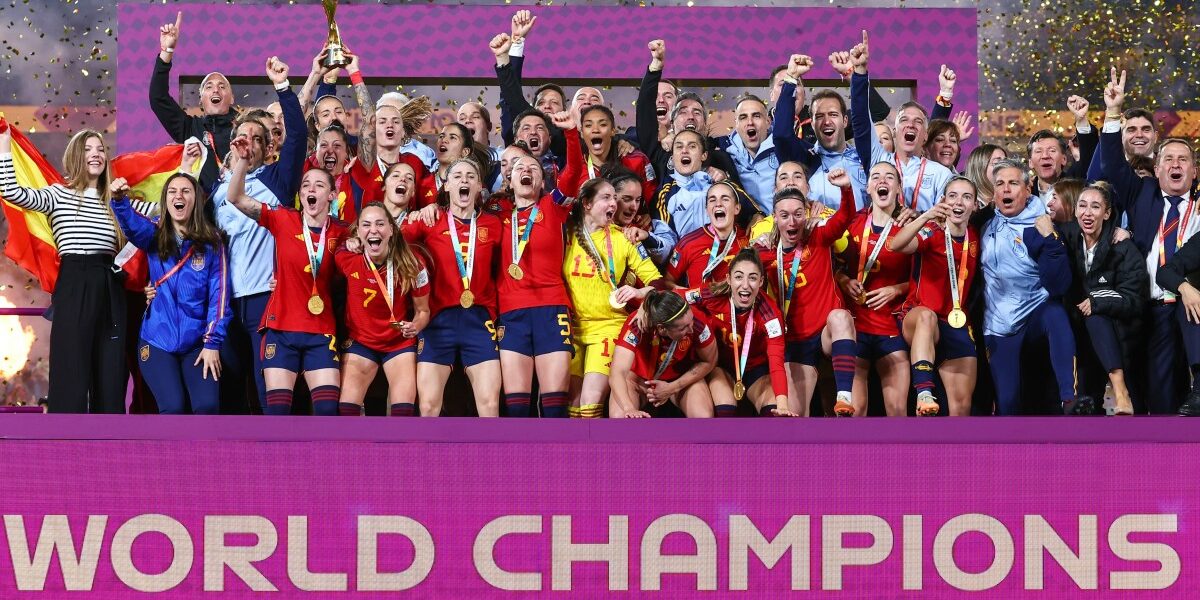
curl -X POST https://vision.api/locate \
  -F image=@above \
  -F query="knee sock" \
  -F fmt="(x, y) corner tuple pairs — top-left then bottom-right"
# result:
(390, 403), (416, 416)
(830, 339), (857, 398)
(504, 392), (531, 417)
(339, 402), (363, 416)
(311, 385), (340, 416)
(571, 403), (604, 418)
(912, 360), (936, 399)
(540, 391), (569, 418)
(264, 389), (293, 416)
(716, 404), (738, 418)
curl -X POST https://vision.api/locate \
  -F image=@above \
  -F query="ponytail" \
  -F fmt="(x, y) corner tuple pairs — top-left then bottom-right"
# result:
(567, 177), (610, 278)
(354, 202), (423, 294)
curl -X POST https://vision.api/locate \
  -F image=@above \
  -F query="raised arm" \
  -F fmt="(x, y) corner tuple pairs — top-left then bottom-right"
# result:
(346, 52), (376, 170)
(109, 179), (158, 251)
(1098, 67), (1142, 213)
(636, 40), (671, 173)
(814, 168), (859, 245)
(259, 57), (309, 204)
(843, 31), (885, 169)
(930, 64), (957, 121)
(549, 112), (583, 197)
(227, 139), (266, 221)
(0, 125), (57, 214)
(149, 11), (194, 144)
(771, 55), (818, 164)
(297, 48), (336, 115)
(1065, 95), (1097, 180)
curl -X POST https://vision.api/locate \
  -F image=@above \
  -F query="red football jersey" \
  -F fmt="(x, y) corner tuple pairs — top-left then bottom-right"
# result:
(334, 250), (430, 352)
(909, 223), (979, 319)
(348, 154), (437, 210)
(668, 225), (748, 287)
(759, 187), (856, 340)
(494, 194), (572, 314)
(690, 289), (788, 398)
(257, 207), (348, 335)
(616, 306), (714, 381)
(402, 210), (503, 319)
(844, 212), (913, 336)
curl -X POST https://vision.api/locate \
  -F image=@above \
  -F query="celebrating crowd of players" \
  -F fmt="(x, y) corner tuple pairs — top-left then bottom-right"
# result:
(3, 11), (1198, 418)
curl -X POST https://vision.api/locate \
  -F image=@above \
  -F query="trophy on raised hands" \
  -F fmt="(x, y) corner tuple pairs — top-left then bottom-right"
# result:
(321, 0), (351, 69)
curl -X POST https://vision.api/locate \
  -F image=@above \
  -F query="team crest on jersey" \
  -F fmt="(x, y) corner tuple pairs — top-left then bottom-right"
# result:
(139, 345), (150, 362)
(487, 202), (502, 212)
(496, 326), (506, 341)
(969, 241), (979, 257)
(478, 227), (490, 242)
(190, 253), (206, 271)
(264, 344), (277, 359)
(534, 211), (544, 223)
(765, 318), (783, 338)
(800, 247), (813, 262)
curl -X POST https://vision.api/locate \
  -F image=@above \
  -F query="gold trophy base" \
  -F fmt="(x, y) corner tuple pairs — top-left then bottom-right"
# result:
(323, 43), (351, 69)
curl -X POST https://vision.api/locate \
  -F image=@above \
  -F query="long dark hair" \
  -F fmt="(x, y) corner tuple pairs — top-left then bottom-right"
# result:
(581, 104), (620, 164)
(441, 123), (493, 183)
(637, 290), (688, 332)
(350, 202), (423, 295)
(708, 248), (764, 297)
(155, 172), (223, 261)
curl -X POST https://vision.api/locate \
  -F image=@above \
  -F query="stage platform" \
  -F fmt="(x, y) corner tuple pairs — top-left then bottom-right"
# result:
(0, 416), (1194, 598)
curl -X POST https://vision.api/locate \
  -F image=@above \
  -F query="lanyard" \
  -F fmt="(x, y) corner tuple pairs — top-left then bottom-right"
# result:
(364, 256), (396, 322)
(511, 202), (540, 266)
(586, 155), (599, 180)
(729, 298), (755, 385)
(776, 243), (802, 319)
(448, 212), (477, 291)
(651, 335), (681, 380)
(582, 225), (618, 289)
(857, 216), (894, 289)
(895, 156), (928, 210)
(1158, 197), (1195, 267)
(702, 226), (737, 280)
(302, 217), (328, 294)
(152, 247), (197, 292)
(945, 227), (970, 312)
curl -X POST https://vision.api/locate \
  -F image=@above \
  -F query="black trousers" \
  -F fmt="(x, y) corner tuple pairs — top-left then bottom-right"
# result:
(48, 254), (127, 413)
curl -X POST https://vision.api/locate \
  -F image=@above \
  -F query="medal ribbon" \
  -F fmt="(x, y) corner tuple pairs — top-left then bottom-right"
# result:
(729, 297), (755, 387)
(856, 217), (894, 289)
(302, 217), (329, 300)
(448, 212), (477, 293)
(510, 202), (540, 269)
(651, 335), (682, 381)
(895, 156), (928, 210)
(702, 226), (737, 280)
(945, 227), (970, 315)
(364, 256), (396, 323)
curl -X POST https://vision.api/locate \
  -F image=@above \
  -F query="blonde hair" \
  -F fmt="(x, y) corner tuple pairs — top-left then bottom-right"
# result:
(63, 129), (124, 247)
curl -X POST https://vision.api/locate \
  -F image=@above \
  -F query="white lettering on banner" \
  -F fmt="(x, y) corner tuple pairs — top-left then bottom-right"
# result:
(822, 515), (893, 590)
(203, 515), (278, 591)
(1109, 514), (1180, 590)
(932, 514), (1014, 591)
(356, 516), (435, 591)
(728, 515), (809, 590)
(0, 512), (1183, 592)
(1024, 515), (1098, 590)
(288, 516), (348, 591)
(111, 514), (193, 592)
(4, 515), (106, 591)
(473, 515), (542, 591)
(640, 514), (718, 591)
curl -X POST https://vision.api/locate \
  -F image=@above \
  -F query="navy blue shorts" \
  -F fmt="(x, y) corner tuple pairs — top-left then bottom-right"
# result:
(418, 306), (499, 367)
(784, 334), (822, 367)
(937, 320), (977, 361)
(261, 329), (339, 372)
(343, 339), (413, 366)
(857, 332), (908, 361)
(742, 362), (771, 392)
(497, 305), (573, 357)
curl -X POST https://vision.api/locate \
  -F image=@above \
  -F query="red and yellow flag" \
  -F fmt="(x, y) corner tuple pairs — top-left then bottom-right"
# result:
(0, 119), (65, 293)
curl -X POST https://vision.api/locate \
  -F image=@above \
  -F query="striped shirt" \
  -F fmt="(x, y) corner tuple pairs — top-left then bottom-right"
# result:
(0, 153), (156, 255)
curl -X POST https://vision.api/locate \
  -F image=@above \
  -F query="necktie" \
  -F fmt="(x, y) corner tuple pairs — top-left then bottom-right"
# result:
(1165, 195), (1184, 262)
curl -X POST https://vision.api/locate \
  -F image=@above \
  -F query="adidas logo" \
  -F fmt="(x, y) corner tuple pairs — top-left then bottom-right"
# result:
(1099, 276), (1107, 283)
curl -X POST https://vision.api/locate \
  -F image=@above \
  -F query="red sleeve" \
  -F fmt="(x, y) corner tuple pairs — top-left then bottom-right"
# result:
(693, 309), (715, 349)
(915, 224), (938, 253)
(400, 217), (427, 244)
(257, 204), (283, 232)
(758, 301), (788, 398)
(412, 256), (431, 298)
(815, 186), (857, 246)
(666, 238), (687, 281)
(616, 317), (642, 352)
(555, 127), (584, 197)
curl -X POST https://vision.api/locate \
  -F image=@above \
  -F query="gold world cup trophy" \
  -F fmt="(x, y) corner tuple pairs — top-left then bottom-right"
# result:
(322, 0), (351, 69)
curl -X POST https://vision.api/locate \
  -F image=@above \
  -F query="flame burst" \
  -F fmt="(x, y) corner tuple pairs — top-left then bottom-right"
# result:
(0, 296), (37, 380)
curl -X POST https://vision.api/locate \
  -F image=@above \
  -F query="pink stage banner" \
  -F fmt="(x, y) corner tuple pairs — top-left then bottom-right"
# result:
(115, 3), (979, 153)
(0, 417), (1194, 597)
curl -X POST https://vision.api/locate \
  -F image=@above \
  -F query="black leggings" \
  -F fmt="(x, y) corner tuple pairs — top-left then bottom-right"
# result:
(48, 254), (127, 413)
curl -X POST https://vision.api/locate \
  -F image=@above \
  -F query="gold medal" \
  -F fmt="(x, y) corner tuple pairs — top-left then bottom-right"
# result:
(858, 292), (867, 305)
(460, 289), (475, 308)
(947, 308), (967, 329)
(733, 380), (745, 401)
(508, 263), (524, 280)
(389, 321), (402, 331)
(608, 290), (626, 310)
(307, 295), (325, 315)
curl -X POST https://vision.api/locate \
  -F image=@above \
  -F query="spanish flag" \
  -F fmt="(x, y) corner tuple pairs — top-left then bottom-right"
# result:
(0, 118), (65, 293)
